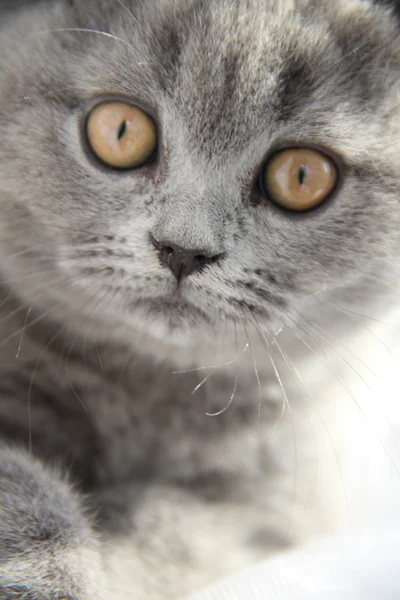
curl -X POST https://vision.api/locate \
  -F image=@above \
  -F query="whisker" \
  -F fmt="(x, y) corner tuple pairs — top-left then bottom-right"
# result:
(0, 275), (68, 337)
(15, 307), (32, 359)
(173, 349), (247, 375)
(204, 321), (243, 417)
(319, 298), (400, 329)
(68, 381), (88, 413)
(191, 371), (215, 395)
(309, 313), (395, 379)
(292, 308), (400, 453)
(299, 310), (400, 451)
(55, 323), (71, 380)
(205, 374), (238, 417)
(27, 286), (110, 444)
(190, 341), (249, 396)
(262, 300), (329, 360)
(64, 289), (114, 413)
(0, 273), (90, 349)
(289, 323), (400, 482)
(275, 334), (350, 521)
(25, 282), (107, 449)
(240, 309), (262, 422)
(32, 28), (135, 51)
(252, 316), (291, 429)
(0, 242), (55, 262)
(77, 287), (118, 366)
(295, 310), (379, 391)
(363, 149), (398, 191)
(96, 343), (104, 373)
(360, 325), (399, 361)
(115, 0), (142, 28)
(251, 312), (301, 536)
(291, 327), (366, 414)
(42, 223), (113, 238)
(0, 266), (65, 288)
(28, 320), (69, 452)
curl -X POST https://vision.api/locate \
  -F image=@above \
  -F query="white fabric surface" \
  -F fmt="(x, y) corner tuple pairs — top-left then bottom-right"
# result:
(190, 532), (400, 599)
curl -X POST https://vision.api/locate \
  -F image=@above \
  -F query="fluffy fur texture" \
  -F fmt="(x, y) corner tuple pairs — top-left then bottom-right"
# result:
(0, 0), (399, 598)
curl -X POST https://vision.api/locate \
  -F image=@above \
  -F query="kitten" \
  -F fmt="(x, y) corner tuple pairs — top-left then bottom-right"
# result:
(0, 0), (399, 598)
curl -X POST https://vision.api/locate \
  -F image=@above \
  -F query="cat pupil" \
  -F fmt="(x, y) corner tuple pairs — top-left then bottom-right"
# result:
(298, 164), (307, 185)
(117, 120), (127, 141)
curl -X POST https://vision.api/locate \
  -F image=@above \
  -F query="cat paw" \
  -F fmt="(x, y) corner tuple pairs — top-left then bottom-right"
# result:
(0, 448), (106, 599)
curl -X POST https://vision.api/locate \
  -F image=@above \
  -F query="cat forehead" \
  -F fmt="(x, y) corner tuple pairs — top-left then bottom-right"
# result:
(7, 0), (398, 166)
(99, 0), (396, 157)
(158, 5), (328, 152)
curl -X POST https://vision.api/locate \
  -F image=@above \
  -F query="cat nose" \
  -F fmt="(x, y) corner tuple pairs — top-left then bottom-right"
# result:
(150, 234), (223, 281)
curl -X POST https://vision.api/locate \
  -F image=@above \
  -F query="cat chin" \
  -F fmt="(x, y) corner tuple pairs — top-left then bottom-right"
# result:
(82, 295), (258, 367)
(109, 304), (287, 369)
(125, 304), (219, 351)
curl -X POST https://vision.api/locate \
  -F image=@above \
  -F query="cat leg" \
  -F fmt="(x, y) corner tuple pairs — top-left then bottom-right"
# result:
(0, 447), (107, 600)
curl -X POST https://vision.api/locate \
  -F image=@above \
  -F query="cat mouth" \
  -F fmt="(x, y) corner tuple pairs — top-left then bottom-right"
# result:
(149, 294), (204, 314)
(131, 292), (212, 326)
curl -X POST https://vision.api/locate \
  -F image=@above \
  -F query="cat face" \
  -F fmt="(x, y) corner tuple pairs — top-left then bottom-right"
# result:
(0, 0), (399, 348)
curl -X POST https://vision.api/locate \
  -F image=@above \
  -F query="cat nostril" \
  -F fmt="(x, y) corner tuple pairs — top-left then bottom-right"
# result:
(150, 233), (223, 281)
(208, 254), (221, 264)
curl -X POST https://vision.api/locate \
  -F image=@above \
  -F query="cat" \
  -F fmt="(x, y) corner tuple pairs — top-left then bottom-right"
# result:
(0, 0), (399, 598)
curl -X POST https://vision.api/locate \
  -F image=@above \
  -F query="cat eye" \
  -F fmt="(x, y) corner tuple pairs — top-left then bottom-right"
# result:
(86, 101), (157, 169)
(262, 148), (338, 211)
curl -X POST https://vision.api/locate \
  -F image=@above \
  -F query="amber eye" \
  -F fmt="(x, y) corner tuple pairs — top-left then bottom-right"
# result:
(263, 148), (338, 211)
(86, 101), (157, 169)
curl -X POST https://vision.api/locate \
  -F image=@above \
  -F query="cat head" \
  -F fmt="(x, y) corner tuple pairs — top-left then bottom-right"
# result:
(0, 0), (399, 353)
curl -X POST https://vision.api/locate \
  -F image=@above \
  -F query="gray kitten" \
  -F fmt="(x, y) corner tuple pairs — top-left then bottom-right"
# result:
(0, 0), (399, 598)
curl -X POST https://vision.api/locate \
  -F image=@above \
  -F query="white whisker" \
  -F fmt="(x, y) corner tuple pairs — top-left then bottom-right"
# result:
(63, 289), (113, 413)
(32, 28), (135, 51)
(240, 311), (262, 422)
(192, 371), (215, 395)
(296, 311), (379, 392)
(173, 347), (248, 375)
(275, 334), (351, 520)
(15, 307), (31, 360)
(206, 375), (239, 417)
(320, 298), (400, 329)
